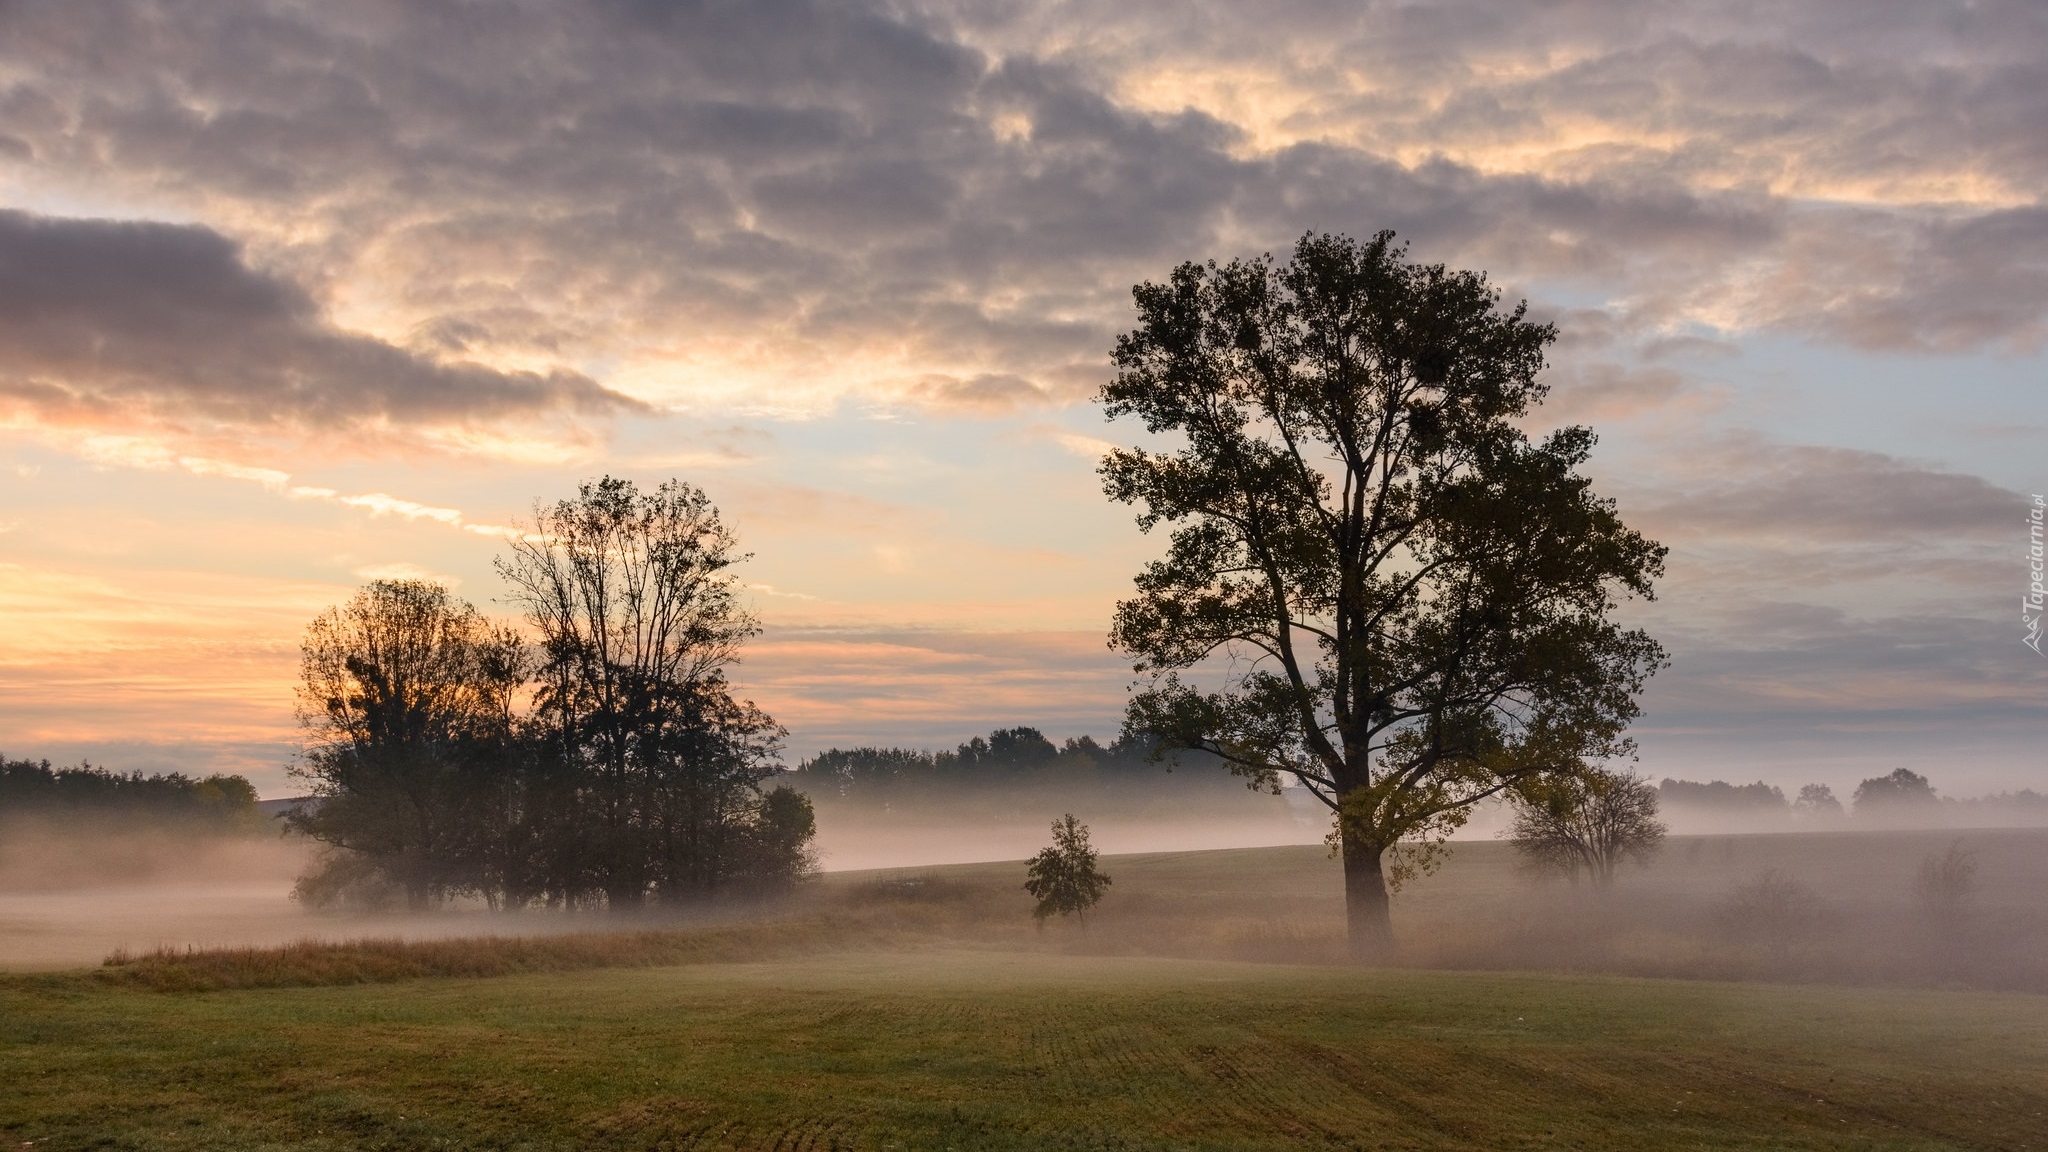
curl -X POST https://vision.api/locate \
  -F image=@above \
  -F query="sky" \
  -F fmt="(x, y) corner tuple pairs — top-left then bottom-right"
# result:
(0, 0), (2043, 800)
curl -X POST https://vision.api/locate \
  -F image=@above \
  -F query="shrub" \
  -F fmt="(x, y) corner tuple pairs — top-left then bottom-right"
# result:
(1914, 840), (1978, 922)
(1023, 814), (1111, 923)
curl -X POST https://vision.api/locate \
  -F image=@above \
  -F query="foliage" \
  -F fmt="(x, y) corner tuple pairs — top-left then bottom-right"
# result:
(1023, 814), (1112, 922)
(1854, 768), (1938, 816)
(498, 475), (808, 909)
(1719, 869), (1826, 960)
(1914, 840), (1978, 921)
(288, 579), (526, 907)
(1657, 778), (1788, 812)
(288, 846), (406, 912)
(288, 479), (814, 913)
(0, 755), (259, 832)
(1097, 230), (1665, 954)
(1505, 767), (1665, 887)
(786, 728), (1234, 809)
(1790, 783), (1843, 819)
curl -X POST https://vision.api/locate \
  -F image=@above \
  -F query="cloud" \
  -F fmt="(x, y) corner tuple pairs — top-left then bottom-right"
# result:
(0, 209), (641, 436)
(53, 431), (533, 541)
(336, 493), (464, 525)
(353, 561), (462, 588)
(740, 627), (1135, 757)
(2, 0), (2038, 433)
(2, 0), (2044, 789)
(1632, 440), (2026, 544)
(903, 372), (1052, 412)
(1536, 361), (1713, 424)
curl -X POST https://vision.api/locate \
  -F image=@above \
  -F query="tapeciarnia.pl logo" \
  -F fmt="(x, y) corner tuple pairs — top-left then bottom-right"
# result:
(2028, 493), (2045, 655)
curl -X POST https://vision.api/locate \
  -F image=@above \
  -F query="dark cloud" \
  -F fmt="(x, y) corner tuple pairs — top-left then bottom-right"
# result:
(1779, 206), (2048, 353)
(0, 209), (636, 430)
(1633, 442), (2026, 543)
(0, 0), (2040, 421)
(904, 372), (1050, 412)
(1627, 602), (2048, 786)
(1536, 362), (1702, 424)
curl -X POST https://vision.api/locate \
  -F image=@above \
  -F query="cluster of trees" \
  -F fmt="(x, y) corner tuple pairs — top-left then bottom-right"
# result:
(290, 478), (815, 912)
(0, 755), (260, 832)
(787, 727), (1244, 811)
(1499, 764), (2048, 893)
(1658, 769), (2048, 822)
(1657, 778), (1789, 812)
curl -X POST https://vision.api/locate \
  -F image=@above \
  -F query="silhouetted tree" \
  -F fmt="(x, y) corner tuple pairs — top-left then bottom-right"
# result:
(1099, 231), (1666, 957)
(289, 580), (525, 907)
(0, 755), (259, 832)
(1719, 869), (1825, 963)
(498, 476), (810, 908)
(1790, 783), (1843, 820)
(1914, 840), (1977, 923)
(1505, 767), (1664, 887)
(1658, 778), (1788, 813)
(1024, 814), (1111, 922)
(1853, 768), (1938, 817)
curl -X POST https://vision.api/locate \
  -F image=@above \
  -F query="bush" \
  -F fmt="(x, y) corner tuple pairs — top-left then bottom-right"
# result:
(1505, 768), (1665, 887)
(1719, 869), (1826, 960)
(1914, 840), (1978, 922)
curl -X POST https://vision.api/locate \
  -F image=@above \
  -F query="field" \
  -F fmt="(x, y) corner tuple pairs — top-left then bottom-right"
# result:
(5, 831), (2048, 1149)
(7, 951), (2048, 1150)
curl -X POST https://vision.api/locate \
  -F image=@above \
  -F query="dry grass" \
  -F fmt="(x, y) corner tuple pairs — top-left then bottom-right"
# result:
(96, 922), (829, 992)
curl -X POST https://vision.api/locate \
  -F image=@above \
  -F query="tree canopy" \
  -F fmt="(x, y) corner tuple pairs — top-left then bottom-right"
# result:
(1024, 814), (1112, 922)
(500, 476), (794, 909)
(1099, 230), (1666, 955)
(289, 478), (814, 912)
(0, 755), (259, 831)
(1853, 768), (1938, 816)
(1506, 768), (1664, 887)
(290, 579), (525, 907)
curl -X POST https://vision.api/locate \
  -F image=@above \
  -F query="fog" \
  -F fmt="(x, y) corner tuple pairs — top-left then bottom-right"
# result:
(0, 794), (1329, 970)
(807, 787), (1326, 871)
(0, 818), (590, 970)
(9, 804), (2048, 995)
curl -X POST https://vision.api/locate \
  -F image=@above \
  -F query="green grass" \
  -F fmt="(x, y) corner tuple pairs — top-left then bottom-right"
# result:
(4, 949), (2047, 1150)
(7, 833), (2048, 1149)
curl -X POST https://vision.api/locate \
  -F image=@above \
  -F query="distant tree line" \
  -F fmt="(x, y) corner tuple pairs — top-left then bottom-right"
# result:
(1658, 778), (1789, 812)
(786, 726), (1254, 816)
(0, 755), (259, 832)
(1657, 769), (2048, 822)
(290, 477), (815, 912)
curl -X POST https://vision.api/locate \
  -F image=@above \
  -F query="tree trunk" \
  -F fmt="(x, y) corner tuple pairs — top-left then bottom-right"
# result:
(1341, 831), (1395, 961)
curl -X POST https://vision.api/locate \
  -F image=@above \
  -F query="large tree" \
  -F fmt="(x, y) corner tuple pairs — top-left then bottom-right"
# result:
(291, 579), (526, 907)
(497, 476), (806, 909)
(1100, 231), (1666, 957)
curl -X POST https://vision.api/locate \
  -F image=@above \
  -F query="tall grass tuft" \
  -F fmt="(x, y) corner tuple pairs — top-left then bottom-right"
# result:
(96, 919), (873, 992)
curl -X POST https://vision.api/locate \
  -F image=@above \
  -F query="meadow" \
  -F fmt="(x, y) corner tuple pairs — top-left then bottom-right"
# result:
(5, 830), (2047, 1149)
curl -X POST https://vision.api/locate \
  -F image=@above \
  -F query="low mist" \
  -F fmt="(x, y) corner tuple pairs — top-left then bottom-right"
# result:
(0, 816), (594, 970)
(10, 801), (2048, 997)
(805, 782), (1324, 870)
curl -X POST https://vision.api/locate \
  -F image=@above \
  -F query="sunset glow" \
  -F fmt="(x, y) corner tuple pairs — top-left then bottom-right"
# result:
(1, 0), (2042, 797)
